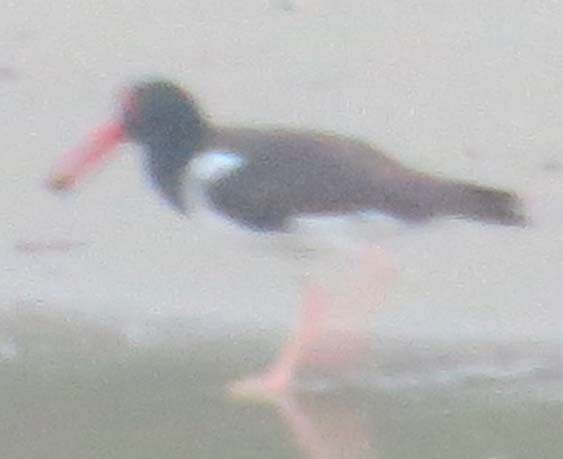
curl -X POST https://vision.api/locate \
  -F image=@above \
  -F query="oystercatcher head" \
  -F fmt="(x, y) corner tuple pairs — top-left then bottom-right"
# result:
(121, 81), (207, 152)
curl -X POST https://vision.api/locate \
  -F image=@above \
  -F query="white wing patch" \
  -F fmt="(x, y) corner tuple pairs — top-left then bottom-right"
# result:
(190, 150), (246, 183)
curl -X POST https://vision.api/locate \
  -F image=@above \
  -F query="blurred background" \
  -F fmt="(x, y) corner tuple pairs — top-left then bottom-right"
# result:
(1, 1), (562, 457)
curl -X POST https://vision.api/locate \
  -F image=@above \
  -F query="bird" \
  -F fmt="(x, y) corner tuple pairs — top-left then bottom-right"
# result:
(47, 79), (527, 395)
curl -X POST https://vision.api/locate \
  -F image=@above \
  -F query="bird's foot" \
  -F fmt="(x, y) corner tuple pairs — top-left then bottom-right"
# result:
(227, 367), (292, 402)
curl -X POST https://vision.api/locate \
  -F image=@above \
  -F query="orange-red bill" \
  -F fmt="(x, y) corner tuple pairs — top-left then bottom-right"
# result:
(47, 120), (125, 191)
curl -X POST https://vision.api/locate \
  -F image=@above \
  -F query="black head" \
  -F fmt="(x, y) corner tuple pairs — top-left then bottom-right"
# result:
(121, 80), (208, 152)
(47, 79), (207, 202)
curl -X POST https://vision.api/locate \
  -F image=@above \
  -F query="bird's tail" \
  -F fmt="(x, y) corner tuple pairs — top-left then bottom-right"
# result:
(440, 180), (528, 226)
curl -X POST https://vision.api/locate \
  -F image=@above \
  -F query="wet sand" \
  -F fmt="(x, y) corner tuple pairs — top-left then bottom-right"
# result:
(2, 0), (563, 457)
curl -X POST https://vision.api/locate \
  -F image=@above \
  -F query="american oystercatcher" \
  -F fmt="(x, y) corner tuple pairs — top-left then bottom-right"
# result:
(47, 80), (527, 394)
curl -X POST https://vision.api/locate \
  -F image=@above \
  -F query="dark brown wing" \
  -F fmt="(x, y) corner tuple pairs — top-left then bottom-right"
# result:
(205, 127), (526, 231)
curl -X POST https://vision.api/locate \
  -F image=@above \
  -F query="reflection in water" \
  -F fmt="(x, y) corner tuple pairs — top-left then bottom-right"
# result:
(229, 246), (395, 457)
(267, 391), (378, 459)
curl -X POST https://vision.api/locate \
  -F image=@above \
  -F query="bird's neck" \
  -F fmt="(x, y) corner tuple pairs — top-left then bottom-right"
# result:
(146, 148), (192, 213)
(143, 124), (214, 213)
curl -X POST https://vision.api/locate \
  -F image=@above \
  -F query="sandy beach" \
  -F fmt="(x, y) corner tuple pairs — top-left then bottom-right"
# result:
(2, 1), (563, 457)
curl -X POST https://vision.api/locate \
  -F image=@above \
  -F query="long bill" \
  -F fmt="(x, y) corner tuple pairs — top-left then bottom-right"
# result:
(47, 120), (125, 191)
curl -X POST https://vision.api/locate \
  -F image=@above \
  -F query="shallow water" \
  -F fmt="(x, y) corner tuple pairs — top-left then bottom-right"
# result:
(2, 0), (563, 457)
(1, 311), (561, 459)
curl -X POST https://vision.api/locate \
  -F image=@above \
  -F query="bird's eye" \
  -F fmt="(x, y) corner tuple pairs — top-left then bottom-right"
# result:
(120, 88), (142, 128)
(120, 89), (138, 115)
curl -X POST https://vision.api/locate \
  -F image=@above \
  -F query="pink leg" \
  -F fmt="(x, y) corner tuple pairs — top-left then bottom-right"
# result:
(229, 245), (396, 399)
(229, 284), (327, 398)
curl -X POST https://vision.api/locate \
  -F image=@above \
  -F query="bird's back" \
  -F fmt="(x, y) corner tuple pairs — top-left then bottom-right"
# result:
(199, 126), (526, 231)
